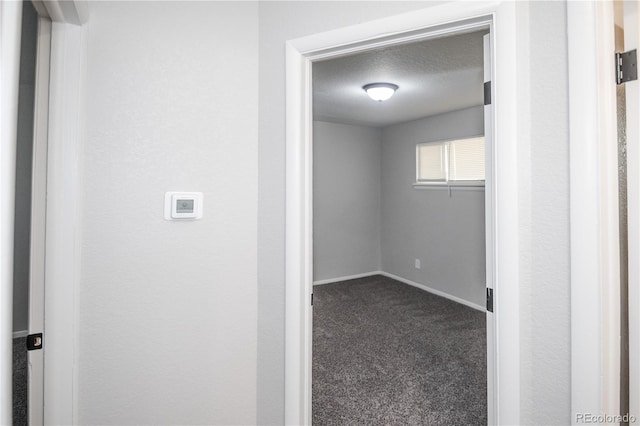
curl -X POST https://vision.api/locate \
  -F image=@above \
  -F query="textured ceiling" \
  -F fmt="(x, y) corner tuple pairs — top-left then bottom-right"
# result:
(313, 30), (487, 128)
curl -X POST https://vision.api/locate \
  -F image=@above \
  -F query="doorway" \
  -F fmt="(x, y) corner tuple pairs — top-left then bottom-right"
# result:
(283, 2), (528, 422)
(311, 30), (489, 423)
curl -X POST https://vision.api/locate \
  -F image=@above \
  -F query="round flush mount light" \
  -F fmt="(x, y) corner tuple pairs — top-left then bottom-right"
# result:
(363, 82), (399, 102)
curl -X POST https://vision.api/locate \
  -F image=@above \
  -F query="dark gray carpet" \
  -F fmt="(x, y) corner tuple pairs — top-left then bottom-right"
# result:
(13, 336), (27, 426)
(312, 275), (486, 426)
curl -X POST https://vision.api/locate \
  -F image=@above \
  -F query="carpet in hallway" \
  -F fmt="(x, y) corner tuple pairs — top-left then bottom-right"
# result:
(13, 336), (27, 426)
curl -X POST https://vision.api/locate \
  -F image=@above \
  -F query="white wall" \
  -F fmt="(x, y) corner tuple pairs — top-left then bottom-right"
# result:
(79, 2), (258, 424)
(381, 107), (486, 307)
(313, 121), (381, 281)
(12, 0), (38, 335)
(518, 2), (571, 423)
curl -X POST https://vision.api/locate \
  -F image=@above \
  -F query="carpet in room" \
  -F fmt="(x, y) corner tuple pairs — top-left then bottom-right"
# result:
(312, 274), (486, 425)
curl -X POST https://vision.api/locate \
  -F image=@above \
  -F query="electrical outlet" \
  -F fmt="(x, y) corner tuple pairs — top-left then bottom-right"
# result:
(415, 259), (421, 269)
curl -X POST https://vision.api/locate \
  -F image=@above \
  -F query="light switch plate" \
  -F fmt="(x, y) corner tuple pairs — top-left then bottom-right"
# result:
(164, 192), (203, 220)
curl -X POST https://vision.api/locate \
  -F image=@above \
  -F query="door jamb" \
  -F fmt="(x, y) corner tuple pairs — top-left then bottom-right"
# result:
(42, 19), (85, 425)
(567, 2), (623, 421)
(285, 2), (520, 425)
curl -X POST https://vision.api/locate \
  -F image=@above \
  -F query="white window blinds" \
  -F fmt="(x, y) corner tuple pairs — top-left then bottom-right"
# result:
(416, 136), (485, 184)
(448, 137), (485, 181)
(417, 143), (447, 181)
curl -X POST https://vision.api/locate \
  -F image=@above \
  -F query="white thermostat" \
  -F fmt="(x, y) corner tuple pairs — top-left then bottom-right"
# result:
(164, 192), (203, 220)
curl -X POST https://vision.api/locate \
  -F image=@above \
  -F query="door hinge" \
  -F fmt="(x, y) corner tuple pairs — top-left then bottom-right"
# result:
(486, 288), (493, 313)
(311, 293), (314, 306)
(616, 49), (637, 85)
(27, 333), (43, 351)
(484, 81), (491, 105)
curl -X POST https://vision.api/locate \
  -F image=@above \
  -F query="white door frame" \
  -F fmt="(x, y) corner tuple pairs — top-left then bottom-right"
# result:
(483, 30), (496, 426)
(285, 2), (520, 425)
(42, 18), (86, 425)
(567, 2), (625, 421)
(27, 14), (52, 426)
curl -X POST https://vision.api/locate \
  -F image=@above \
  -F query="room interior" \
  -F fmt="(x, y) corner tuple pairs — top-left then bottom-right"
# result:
(311, 29), (489, 423)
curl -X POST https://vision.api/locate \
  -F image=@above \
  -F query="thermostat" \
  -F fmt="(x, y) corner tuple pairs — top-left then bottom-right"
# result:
(164, 192), (203, 220)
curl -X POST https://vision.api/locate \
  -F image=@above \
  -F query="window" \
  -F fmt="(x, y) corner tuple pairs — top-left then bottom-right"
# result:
(416, 136), (485, 186)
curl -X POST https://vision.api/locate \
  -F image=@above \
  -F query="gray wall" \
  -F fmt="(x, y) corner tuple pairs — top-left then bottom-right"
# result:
(381, 107), (486, 307)
(13, 1), (38, 334)
(79, 2), (258, 423)
(313, 121), (382, 281)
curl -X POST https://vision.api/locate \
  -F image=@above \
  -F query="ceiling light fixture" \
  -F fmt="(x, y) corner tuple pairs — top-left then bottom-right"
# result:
(363, 82), (398, 102)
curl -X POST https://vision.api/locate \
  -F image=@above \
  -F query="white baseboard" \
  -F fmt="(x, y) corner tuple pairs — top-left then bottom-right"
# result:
(313, 271), (382, 286)
(379, 271), (485, 312)
(13, 329), (28, 338)
(312, 270), (485, 312)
